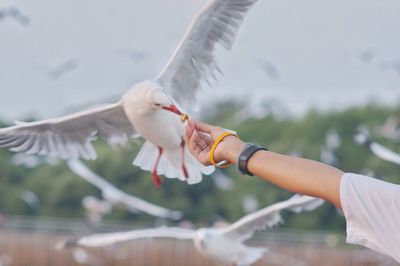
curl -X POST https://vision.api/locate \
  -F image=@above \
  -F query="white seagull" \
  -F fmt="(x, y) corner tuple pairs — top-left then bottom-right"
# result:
(374, 116), (400, 142)
(0, 0), (261, 187)
(0, 7), (30, 27)
(81, 196), (112, 225)
(67, 159), (182, 220)
(355, 128), (400, 166)
(61, 195), (324, 266)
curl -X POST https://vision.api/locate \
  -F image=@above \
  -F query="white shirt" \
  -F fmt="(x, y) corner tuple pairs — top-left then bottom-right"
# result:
(340, 173), (400, 263)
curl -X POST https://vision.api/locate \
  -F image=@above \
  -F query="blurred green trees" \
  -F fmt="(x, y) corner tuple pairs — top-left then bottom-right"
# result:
(0, 100), (399, 231)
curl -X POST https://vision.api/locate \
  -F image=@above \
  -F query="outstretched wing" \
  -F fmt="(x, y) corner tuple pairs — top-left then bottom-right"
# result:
(157, 0), (259, 110)
(0, 101), (137, 160)
(64, 227), (196, 248)
(370, 142), (400, 165)
(67, 159), (183, 220)
(222, 195), (324, 241)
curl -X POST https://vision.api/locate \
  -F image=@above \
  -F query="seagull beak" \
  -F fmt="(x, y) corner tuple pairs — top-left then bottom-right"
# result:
(162, 105), (189, 122)
(162, 105), (183, 116)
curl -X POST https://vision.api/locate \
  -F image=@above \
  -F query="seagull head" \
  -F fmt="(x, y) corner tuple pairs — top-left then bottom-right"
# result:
(124, 81), (187, 119)
(150, 88), (184, 117)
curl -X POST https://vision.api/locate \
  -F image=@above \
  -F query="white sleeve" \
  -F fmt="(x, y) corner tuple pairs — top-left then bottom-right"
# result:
(340, 173), (400, 263)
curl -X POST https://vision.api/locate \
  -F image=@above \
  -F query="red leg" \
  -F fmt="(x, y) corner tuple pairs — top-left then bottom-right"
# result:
(180, 139), (189, 179)
(152, 147), (163, 188)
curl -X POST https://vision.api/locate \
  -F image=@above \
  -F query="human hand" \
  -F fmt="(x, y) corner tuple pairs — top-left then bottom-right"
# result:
(185, 119), (245, 166)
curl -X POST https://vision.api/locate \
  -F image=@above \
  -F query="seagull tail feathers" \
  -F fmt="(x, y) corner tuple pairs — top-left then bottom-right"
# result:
(133, 141), (214, 185)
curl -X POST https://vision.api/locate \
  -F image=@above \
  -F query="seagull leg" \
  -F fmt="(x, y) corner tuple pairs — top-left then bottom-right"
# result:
(152, 147), (163, 188)
(180, 139), (189, 179)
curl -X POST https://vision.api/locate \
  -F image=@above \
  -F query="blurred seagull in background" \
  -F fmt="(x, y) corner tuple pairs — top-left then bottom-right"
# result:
(20, 189), (40, 209)
(60, 195), (324, 266)
(38, 59), (79, 80)
(0, 0), (261, 187)
(67, 159), (182, 220)
(241, 195), (259, 214)
(0, 7), (30, 27)
(374, 116), (400, 142)
(320, 129), (341, 167)
(355, 128), (400, 166)
(258, 59), (280, 81)
(81, 196), (112, 225)
(358, 48), (377, 64)
(116, 48), (149, 63)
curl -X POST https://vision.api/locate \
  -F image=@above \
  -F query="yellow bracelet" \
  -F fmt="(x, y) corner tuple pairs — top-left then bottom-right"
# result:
(209, 131), (238, 168)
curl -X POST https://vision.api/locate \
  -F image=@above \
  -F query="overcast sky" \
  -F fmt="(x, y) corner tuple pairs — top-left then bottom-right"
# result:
(0, 0), (399, 121)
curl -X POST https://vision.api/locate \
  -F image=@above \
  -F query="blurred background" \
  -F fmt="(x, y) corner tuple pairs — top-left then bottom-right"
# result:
(0, 0), (399, 265)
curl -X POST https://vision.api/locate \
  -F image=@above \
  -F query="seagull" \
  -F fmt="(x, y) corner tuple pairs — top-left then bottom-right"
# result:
(81, 196), (112, 225)
(258, 59), (280, 80)
(67, 159), (182, 220)
(320, 129), (341, 167)
(20, 189), (40, 209)
(117, 48), (149, 63)
(0, 0), (261, 187)
(358, 48), (377, 64)
(60, 195), (324, 266)
(355, 128), (400, 166)
(374, 116), (400, 142)
(0, 7), (30, 27)
(241, 195), (259, 214)
(39, 59), (79, 80)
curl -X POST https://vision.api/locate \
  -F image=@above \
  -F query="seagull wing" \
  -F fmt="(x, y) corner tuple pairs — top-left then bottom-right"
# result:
(0, 101), (137, 160)
(67, 159), (183, 220)
(157, 0), (259, 109)
(370, 142), (400, 165)
(222, 195), (324, 241)
(67, 227), (196, 248)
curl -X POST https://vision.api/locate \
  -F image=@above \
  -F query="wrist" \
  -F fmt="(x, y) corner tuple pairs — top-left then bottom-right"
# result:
(214, 136), (245, 164)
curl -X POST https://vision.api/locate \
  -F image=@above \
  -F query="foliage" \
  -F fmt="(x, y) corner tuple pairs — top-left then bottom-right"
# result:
(0, 100), (399, 231)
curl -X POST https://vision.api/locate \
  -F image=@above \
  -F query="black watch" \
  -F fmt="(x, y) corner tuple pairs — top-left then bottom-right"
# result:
(237, 144), (268, 176)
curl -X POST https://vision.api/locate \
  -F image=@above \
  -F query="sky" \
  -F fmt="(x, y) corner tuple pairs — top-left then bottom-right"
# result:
(0, 0), (399, 122)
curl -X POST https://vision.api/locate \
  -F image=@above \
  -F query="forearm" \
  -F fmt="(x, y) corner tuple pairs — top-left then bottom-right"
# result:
(186, 120), (344, 209)
(248, 151), (342, 209)
(223, 138), (343, 209)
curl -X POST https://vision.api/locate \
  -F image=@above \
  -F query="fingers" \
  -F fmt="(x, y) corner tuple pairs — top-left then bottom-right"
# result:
(186, 124), (212, 165)
(192, 119), (214, 134)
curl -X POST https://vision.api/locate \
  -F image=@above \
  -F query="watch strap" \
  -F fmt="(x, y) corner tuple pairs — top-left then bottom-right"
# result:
(237, 144), (267, 176)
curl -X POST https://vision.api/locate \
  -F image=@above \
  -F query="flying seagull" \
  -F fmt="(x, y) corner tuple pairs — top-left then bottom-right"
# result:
(43, 59), (79, 80)
(0, 7), (30, 27)
(0, 0), (261, 187)
(355, 128), (400, 166)
(374, 116), (400, 142)
(61, 195), (324, 266)
(67, 159), (182, 220)
(81, 196), (112, 225)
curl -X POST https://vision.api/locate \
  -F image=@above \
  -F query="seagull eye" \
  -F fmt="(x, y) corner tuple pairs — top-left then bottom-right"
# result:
(154, 103), (161, 107)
